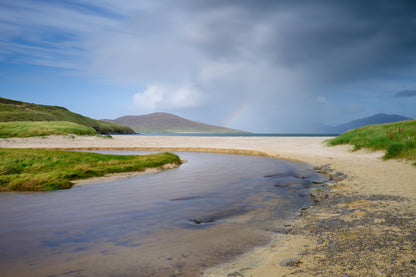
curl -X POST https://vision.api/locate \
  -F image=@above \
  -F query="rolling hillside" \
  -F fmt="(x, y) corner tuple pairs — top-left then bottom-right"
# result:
(0, 97), (134, 134)
(103, 112), (248, 133)
(332, 113), (412, 134)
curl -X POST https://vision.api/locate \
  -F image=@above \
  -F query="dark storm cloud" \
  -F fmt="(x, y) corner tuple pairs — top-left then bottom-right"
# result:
(394, 90), (416, 98)
(3, 0), (416, 131)
(179, 0), (416, 82)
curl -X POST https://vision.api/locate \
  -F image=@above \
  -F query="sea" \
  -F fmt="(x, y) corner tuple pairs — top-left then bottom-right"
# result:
(135, 132), (339, 137)
(0, 151), (328, 277)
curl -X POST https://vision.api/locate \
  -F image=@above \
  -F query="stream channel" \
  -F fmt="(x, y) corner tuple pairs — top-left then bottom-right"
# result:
(0, 151), (327, 276)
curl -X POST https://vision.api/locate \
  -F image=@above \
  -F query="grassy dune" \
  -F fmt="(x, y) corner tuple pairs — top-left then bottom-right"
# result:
(0, 97), (134, 134)
(0, 121), (97, 138)
(0, 149), (181, 191)
(328, 120), (416, 164)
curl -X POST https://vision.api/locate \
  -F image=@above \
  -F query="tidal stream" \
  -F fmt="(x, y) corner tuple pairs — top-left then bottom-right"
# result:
(0, 151), (326, 276)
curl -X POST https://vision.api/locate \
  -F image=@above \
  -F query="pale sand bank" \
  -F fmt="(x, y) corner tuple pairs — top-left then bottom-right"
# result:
(1, 135), (415, 276)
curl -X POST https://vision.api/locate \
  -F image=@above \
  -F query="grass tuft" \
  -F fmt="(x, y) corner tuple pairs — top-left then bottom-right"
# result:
(0, 121), (97, 138)
(328, 120), (416, 164)
(0, 149), (181, 191)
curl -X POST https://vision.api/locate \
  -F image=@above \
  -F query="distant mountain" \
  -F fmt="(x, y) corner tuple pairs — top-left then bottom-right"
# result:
(103, 112), (248, 133)
(332, 113), (412, 134)
(0, 97), (134, 134)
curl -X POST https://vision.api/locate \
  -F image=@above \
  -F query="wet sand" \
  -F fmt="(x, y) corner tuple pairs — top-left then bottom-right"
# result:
(1, 135), (415, 276)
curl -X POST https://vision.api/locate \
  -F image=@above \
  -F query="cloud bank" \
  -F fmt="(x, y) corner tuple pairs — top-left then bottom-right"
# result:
(1, 0), (416, 131)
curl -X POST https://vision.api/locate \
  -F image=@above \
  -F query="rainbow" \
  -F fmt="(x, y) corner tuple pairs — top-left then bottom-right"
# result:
(223, 104), (250, 127)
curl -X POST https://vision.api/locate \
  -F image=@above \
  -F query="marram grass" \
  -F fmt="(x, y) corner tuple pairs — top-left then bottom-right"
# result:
(0, 121), (97, 138)
(328, 120), (416, 165)
(0, 149), (181, 191)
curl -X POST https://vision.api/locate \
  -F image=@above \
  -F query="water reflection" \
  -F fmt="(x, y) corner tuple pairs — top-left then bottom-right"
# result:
(0, 152), (325, 277)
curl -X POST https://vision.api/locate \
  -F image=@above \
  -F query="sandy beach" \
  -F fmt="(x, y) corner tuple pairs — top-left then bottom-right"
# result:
(1, 135), (415, 276)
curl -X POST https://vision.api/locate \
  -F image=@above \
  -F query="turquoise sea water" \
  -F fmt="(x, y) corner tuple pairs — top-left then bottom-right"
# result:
(135, 133), (339, 137)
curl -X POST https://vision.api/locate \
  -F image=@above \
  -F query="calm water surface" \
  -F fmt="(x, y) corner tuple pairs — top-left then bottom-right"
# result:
(0, 152), (326, 277)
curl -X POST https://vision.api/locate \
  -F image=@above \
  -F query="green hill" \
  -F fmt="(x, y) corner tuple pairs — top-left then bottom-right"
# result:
(0, 97), (134, 134)
(103, 112), (248, 133)
(0, 121), (98, 138)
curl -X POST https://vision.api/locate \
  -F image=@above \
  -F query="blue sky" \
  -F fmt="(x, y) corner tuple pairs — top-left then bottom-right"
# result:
(1, 0), (416, 133)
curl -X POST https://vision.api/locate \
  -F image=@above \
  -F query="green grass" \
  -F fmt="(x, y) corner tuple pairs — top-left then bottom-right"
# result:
(0, 121), (97, 138)
(0, 97), (134, 134)
(0, 149), (181, 191)
(328, 120), (416, 164)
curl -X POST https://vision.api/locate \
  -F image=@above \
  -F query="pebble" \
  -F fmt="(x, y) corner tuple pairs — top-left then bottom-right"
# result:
(280, 258), (300, 267)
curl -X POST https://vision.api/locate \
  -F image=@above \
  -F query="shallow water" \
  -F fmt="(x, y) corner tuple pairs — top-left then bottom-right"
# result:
(0, 151), (325, 277)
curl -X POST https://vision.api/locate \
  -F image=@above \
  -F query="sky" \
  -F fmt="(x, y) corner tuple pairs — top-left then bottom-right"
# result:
(1, 0), (416, 133)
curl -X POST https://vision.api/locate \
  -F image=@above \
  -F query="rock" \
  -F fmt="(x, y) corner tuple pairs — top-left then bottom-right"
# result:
(190, 217), (215, 224)
(322, 181), (337, 188)
(316, 164), (332, 174)
(280, 258), (300, 267)
(310, 187), (330, 203)
(298, 251), (310, 255)
(330, 171), (347, 182)
(310, 188), (321, 198)
(227, 272), (244, 277)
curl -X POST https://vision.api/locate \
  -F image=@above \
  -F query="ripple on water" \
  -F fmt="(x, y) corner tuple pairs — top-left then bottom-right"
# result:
(0, 151), (327, 277)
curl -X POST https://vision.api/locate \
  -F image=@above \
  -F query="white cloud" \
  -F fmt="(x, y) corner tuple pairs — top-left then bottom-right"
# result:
(169, 85), (203, 107)
(133, 85), (165, 110)
(133, 83), (203, 112)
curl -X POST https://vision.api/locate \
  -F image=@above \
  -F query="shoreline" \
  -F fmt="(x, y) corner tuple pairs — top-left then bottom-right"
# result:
(1, 135), (415, 276)
(71, 162), (182, 186)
